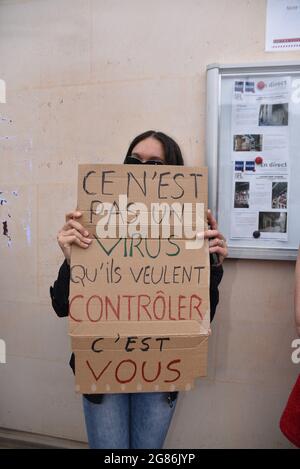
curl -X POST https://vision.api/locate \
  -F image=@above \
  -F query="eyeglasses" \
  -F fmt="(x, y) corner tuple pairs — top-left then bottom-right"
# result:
(124, 154), (165, 165)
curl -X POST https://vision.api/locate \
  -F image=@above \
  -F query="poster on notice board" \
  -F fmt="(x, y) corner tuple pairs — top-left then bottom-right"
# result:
(230, 76), (290, 241)
(266, 0), (300, 51)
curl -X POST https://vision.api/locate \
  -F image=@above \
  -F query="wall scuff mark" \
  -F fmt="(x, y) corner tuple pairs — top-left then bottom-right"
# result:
(2, 220), (11, 246)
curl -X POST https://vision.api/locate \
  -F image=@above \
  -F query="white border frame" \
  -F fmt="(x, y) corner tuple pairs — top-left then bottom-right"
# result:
(206, 61), (300, 261)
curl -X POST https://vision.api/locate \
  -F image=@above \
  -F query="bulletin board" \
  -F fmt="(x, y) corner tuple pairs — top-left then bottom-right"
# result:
(206, 61), (300, 260)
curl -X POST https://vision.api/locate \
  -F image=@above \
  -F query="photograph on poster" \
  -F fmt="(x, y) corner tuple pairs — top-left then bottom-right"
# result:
(234, 182), (250, 208)
(233, 134), (263, 152)
(258, 211), (287, 234)
(258, 103), (288, 126)
(272, 182), (288, 209)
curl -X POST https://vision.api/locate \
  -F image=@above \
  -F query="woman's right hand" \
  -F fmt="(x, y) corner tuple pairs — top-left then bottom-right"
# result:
(57, 211), (92, 264)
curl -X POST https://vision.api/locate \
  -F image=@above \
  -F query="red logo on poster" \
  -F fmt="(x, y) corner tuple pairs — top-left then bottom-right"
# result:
(257, 81), (266, 90)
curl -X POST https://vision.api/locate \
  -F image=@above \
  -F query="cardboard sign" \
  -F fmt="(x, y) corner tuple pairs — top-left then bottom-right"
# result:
(69, 164), (210, 394)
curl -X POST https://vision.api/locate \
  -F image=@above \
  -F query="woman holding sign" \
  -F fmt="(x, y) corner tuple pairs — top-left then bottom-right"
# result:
(50, 130), (227, 449)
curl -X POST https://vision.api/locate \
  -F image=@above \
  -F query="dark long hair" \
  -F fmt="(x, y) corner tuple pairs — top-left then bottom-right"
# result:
(124, 130), (184, 166)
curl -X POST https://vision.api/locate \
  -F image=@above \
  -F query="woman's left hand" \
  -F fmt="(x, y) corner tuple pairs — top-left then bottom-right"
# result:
(204, 209), (228, 265)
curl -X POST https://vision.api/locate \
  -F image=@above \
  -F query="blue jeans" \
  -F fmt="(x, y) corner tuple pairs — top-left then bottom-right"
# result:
(82, 392), (177, 449)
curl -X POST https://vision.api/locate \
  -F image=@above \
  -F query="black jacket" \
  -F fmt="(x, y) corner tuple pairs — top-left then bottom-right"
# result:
(50, 257), (223, 404)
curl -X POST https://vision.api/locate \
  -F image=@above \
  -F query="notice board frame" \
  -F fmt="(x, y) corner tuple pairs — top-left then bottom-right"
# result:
(206, 61), (300, 261)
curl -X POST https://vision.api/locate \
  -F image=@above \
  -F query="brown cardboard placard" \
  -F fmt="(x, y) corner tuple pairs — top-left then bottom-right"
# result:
(70, 164), (210, 394)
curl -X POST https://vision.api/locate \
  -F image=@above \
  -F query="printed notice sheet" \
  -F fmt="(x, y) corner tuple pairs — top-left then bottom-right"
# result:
(230, 77), (291, 241)
(266, 0), (300, 52)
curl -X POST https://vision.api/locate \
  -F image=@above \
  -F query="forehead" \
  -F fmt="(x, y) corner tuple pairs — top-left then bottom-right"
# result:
(132, 137), (164, 157)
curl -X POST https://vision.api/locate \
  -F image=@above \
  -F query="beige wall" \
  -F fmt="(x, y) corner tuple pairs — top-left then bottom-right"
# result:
(0, 0), (298, 448)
